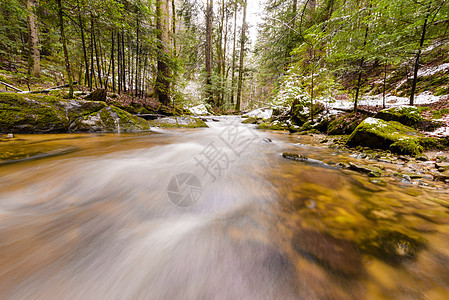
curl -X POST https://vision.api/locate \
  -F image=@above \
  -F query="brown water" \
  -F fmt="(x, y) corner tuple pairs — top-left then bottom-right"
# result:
(0, 117), (449, 299)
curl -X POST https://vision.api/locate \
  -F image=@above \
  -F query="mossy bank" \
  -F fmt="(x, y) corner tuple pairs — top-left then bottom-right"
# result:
(0, 92), (207, 133)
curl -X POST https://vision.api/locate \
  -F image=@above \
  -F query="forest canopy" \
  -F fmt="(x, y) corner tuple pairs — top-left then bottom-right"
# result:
(0, 0), (448, 112)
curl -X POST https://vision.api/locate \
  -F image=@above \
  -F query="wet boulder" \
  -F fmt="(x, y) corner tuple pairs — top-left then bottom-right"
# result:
(70, 106), (151, 132)
(374, 105), (423, 127)
(346, 117), (423, 156)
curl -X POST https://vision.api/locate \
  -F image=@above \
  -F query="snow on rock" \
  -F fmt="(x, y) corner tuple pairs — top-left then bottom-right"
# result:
(189, 104), (211, 116)
(425, 115), (449, 138)
(243, 107), (273, 119)
(364, 117), (380, 125)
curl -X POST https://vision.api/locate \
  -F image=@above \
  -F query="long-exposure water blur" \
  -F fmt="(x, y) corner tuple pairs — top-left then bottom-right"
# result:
(1, 118), (449, 299)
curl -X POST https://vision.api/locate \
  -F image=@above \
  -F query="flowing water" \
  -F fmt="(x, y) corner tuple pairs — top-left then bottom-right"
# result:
(1, 117), (449, 299)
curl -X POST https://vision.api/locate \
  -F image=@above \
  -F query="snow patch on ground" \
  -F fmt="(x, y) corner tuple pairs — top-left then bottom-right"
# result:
(243, 107), (273, 119)
(418, 63), (449, 77)
(329, 92), (441, 110)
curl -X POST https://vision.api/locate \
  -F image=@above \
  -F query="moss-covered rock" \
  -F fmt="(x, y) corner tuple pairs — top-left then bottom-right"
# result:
(257, 120), (289, 130)
(346, 117), (423, 156)
(70, 106), (151, 132)
(149, 116), (208, 128)
(374, 105), (423, 127)
(0, 92), (69, 133)
(0, 92), (151, 133)
(241, 117), (261, 124)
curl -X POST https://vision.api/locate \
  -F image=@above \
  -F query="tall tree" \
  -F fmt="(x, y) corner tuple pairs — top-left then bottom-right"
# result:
(205, 0), (214, 103)
(26, 0), (41, 77)
(155, 0), (171, 105)
(230, 0), (238, 104)
(57, 0), (74, 98)
(235, 0), (247, 111)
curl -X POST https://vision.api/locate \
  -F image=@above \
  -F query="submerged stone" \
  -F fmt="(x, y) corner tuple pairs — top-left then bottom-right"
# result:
(282, 152), (338, 170)
(348, 162), (382, 177)
(292, 228), (363, 276)
(358, 230), (424, 264)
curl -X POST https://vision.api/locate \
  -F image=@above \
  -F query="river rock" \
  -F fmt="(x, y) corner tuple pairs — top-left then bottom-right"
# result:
(346, 117), (423, 156)
(435, 162), (449, 171)
(434, 170), (449, 182)
(348, 162), (382, 177)
(292, 228), (363, 276)
(358, 230), (424, 263)
(374, 105), (423, 127)
(282, 152), (337, 169)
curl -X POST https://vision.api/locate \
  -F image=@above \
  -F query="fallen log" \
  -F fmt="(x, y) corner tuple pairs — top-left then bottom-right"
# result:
(25, 82), (78, 94)
(0, 81), (23, 92)
(332, 107), (375, 116)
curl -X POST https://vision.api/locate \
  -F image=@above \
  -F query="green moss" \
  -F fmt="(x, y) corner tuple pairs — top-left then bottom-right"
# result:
(347, 117), (423, 156)
(431, 108), (449, 119)
(241, 117), (260, 124)
(99, 107), (116, 129)
(110, 106), (151, 131)
(419, 136), (449, 150)
(374, 105), (423, 127)
(390, 139), (423, 156)
(435, 85), (449, 96)
(0, 92), (69, 133)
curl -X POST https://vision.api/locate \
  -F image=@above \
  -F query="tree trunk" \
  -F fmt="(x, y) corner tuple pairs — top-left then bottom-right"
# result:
(383, 61), (387, 108)
(410, 1), (432, 105)
(121, 31), (126, 92)
(155, 0), (171, 105)
(90, 23), (94, 89)
(26, 0), (41, 78)
(172, 0), (177, 57)
(117, 31), (121, 93)
(111, 30), (115, 92)
(57, 0), (73, 98)
(354, 23), (369, 112)
(235, 0), (247, 112)
(205, 0), (213, 103)
(77, 0), (89, 87)
(230, 1), (238, 105)
(134, 18), (139, 97)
